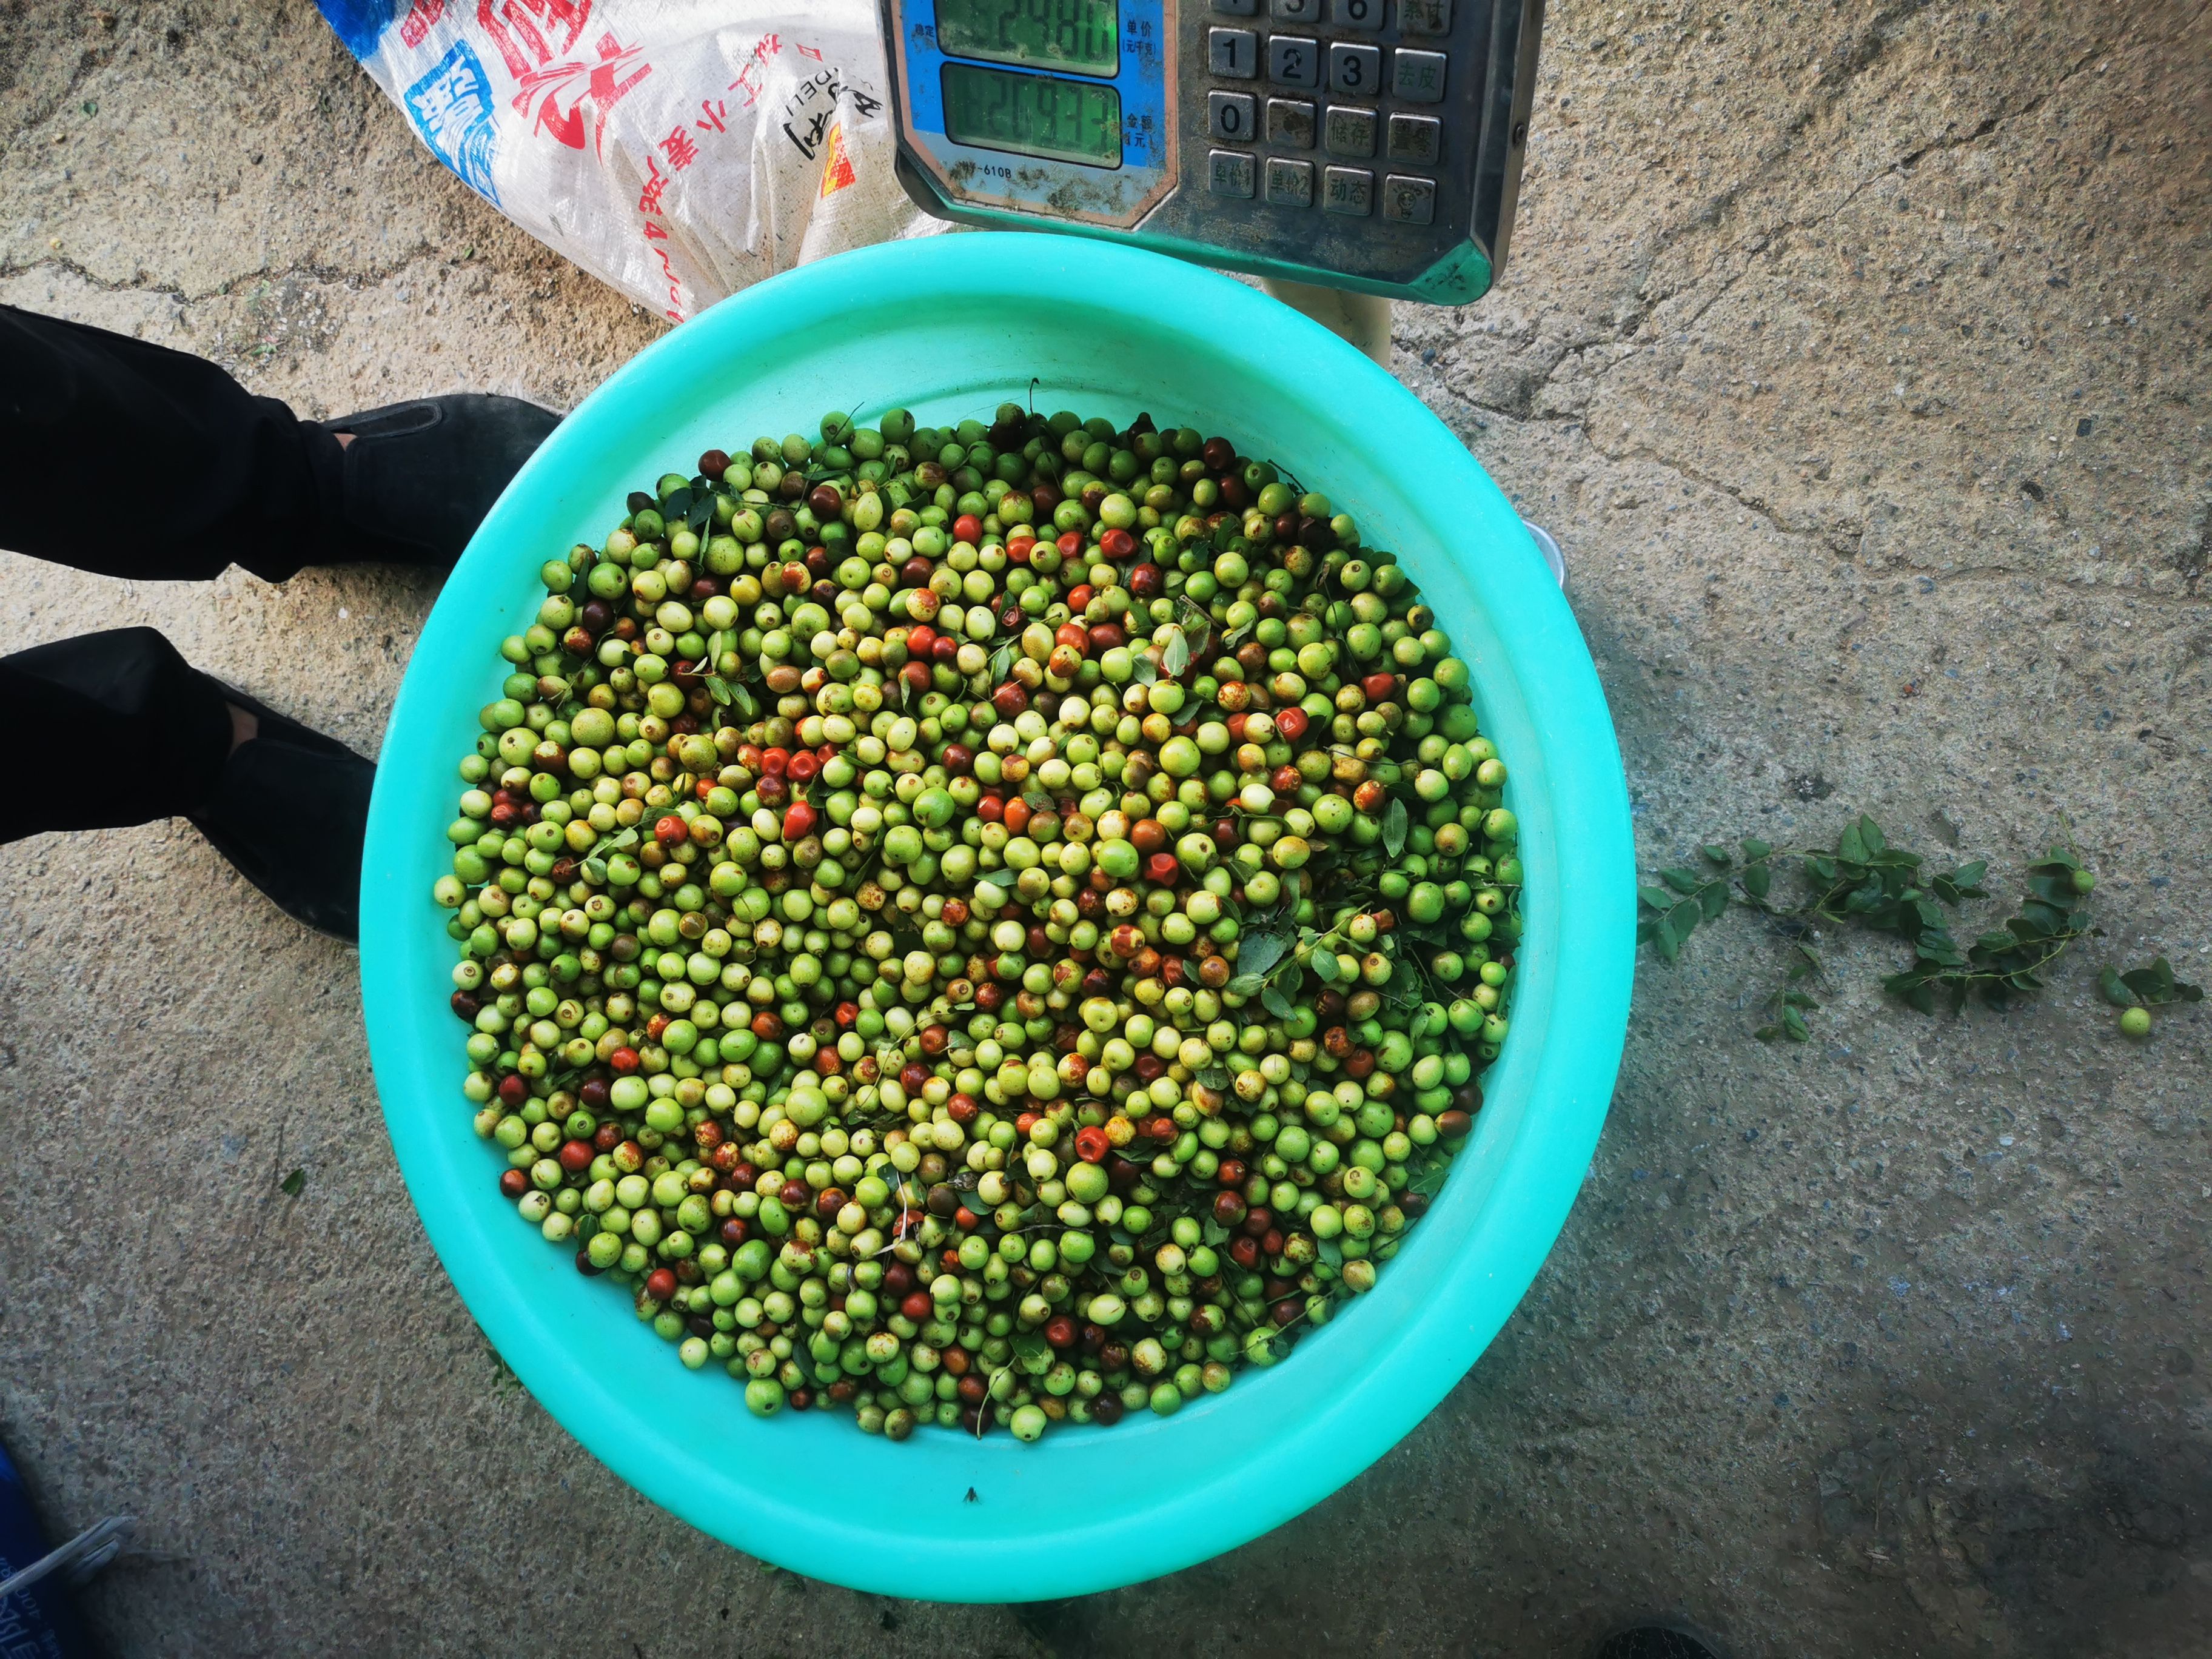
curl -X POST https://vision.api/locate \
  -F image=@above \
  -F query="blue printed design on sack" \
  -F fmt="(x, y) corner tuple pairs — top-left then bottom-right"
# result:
(404, 41), (501, 204)
(314, 0), (404, 59)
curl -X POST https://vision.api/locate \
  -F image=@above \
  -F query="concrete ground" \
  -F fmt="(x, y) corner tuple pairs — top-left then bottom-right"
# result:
(2, 1), (2208, 1654)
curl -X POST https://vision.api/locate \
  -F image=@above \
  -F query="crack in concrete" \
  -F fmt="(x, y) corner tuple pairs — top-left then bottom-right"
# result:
(1912, 563), (2210, 611)
(1579, 434), (1861, 553)
(0, 247), (474, 313)
(1414, 35), (2142, 565)
(1418, 372), (2208, 619)
(1589, 0), (1942, 344)
(1559, 38), (2114, 401)
(0, 252), (192, 307)
(1406, 364), (1850, 552)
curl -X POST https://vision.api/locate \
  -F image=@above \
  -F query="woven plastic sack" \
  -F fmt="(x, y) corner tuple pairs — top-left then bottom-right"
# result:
(316, 0), (943, 322)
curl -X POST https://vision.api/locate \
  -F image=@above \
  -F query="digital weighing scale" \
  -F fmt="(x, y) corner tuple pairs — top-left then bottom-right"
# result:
(880, 0), (1544, 303)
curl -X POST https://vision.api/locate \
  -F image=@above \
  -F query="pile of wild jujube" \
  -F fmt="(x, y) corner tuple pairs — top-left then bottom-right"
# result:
(436, 403), (1522, 1442)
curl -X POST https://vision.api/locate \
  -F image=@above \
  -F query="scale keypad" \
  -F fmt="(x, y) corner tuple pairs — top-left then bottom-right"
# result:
(1201, 0), (1454, 224)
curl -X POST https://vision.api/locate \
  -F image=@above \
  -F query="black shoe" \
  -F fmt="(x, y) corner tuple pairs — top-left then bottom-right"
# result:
(185, 677), (373, 943)
(1590, 1622), (1727, 1659)
(1592, 1627), (1725, 1659)
(319, 394), (559, 566)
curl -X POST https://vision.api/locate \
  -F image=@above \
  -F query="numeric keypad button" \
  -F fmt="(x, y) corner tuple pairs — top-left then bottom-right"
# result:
(1267, 36), (1322, 88)
(1208, 90), (1258, 142)
(1208, 27), (1259, 78)
(1327, 43), (1381, 95)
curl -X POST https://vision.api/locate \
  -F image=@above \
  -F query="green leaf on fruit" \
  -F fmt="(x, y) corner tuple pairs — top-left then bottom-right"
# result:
(1235, 931), (1290, 980)
(1011, 1333), (1053, 1374)
(1160, 625), (1191, 676)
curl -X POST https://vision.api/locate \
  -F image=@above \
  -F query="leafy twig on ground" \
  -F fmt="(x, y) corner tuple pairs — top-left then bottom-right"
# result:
(2099, 956), (2204, 1010)
(2099, 956), (2204, 1036)
(1640, 813), (2114, 1039)
(1754, 943), (1822, 1044)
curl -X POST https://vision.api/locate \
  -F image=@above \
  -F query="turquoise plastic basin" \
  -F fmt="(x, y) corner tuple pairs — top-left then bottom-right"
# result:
(359, 233), (1633, 1602)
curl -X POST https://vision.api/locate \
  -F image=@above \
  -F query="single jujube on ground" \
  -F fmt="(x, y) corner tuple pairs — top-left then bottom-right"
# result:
(434, 400), (1523, 1442)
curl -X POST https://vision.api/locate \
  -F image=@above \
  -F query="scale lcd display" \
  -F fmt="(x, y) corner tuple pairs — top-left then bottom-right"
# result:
(934, 0), (1119, 78)
(940, 62), (1122, 167)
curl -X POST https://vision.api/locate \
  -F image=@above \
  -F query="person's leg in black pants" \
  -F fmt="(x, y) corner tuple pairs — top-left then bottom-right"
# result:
(0, 304), (560, 940)
(0, 630), (232, 836)
(0, 628), (375, 939)
(1, 305), (348, 583)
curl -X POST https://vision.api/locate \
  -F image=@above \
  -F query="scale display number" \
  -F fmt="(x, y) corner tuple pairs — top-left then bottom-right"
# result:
(933, 0), (1119, 78)
(940, 61), (1124, 167)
